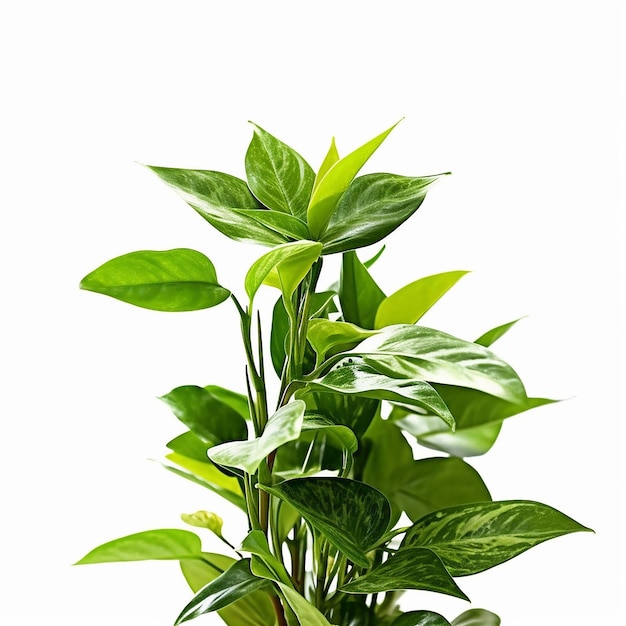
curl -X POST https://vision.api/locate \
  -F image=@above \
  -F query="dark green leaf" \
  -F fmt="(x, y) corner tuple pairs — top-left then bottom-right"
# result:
(160, 386), (248, 446)
(245, 122), (315, 218)
(451, 609), (501, 626)
(390, 457), (491, 522)
(339, 251), (386, 329)
(401, 500), (593, 576)
(312, 392), (379, 439)
(375, 271), (468, 329)
(322, 173), (444, 254)
(146, 166), (287, 245)
(474, 318), (524, 348)
(208, 400), (306, 474)
(340, 548), (468, 600)
(80, 249), (230, 312)
(203, 385), (250, 421)
(262, 477), (391, 567)
(237, 208), (310, 240)
(270, 296), (290, 376)
(174, 558), (269, 624)
(75, 529), (202, 564)
(307, 120), (401, 238)
(363, 244), (386, 268)
(392, 611), (451, 626)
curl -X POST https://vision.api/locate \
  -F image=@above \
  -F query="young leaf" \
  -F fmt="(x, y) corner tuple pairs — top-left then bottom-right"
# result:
(80, 249), (230, 312)
(262, 477), (391, 567)
(208, 400), (306, 474)
(245, 122), (315, 219)
(375, 271), (469, 329)
(451, 609), (501, 626)
(339, 250), (386, 329)
(307, 120), (401, 238)
(240, 530), (292, 586)
(312, 137), (340, 193)
(389, 457), (491, 522)
(340, 548), (468, 600)
(245, 240), (323, 305)
(174, 558), (269, 624)
(277, 583), (334, 626)
(474, 318), (525, 347)
(160, 385), (248, 446)
(392, 611), (452, 626)
(145, 166), (288, 245)
(180, 553), (275, 626)
(74, 529), (202, 564)
(401, 500), (593, 576)
(307, 319), (378, 364)
(321, 173), (443, 254)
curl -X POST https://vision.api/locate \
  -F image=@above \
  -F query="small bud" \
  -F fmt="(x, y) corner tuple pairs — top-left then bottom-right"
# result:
(181, 511), (224, 536)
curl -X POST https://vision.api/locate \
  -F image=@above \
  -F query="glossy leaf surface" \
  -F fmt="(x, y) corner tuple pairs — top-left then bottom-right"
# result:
(451, 609), (501, 626)
(208, 400), (306, 474)
(75, 529), (202, 564)
(392, 611), (451, 626)
(146, 166), (287, 245)
(175, 558), (268, 624)
(307, 319), (377, 364)
(277, 583), (333, 626)
(246, 122), (315, 218)
(262, 477), (391, 567)
(313, 391), (379, 439)
(341, 548), (468, 600)
(312, 137), (340, 193)
(240, 530), (292, 585)
(375, 271), (468, 329)
(237, 208), (310, 241)
(474, 318), (524, 348)
(80, 249), (230, 312)
(401, 500), (593, 576)
(322, 173), (442, 254)
(160, 385), (248, 446)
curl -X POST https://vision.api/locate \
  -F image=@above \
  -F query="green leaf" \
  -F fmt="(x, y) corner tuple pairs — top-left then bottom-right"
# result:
(307, 319), (378, 364)
(245, 122), (315, 218)
(167, 431), (212, 463)
(375, 271), (468, 329)
(389, 457), (491, 522)
(312, 137), (340, 193)
(392, 611), (451, 626)
(339, 251), (386, 329)
(75, 529), (202, 564)
(203, 385), (250, 421)
(270, 296), (290, 376)
(321, 173), (443, 254)
(146, 166), (288, 246)
(208, 400), (306, 474)
(340, 548), (468, 600)
(164, 453), (246, 511)
(308, 360), (454, 430)
(475, 318), (524, 347)
(401, 500), (593, 576)
(245, 240), (323, 304)
(451, 609), (501, 626)
(347, 325), (527, 404)
(313, 392), (379, 439)
(160, 386), (248, 446)
(240, 530), (292, 586)
(180, 553), (276, 626)
(262, 477), (391, 567)
(417, 421), (504, 458)
(237, 208), (310, 240)
(363, 244), (386, 268)
(174, 558), (269, 624)
(181, 511), (224, 536)
(277, 583), (334, 626)
(307, 120), (401, 238)
(80, 249), (230, 312)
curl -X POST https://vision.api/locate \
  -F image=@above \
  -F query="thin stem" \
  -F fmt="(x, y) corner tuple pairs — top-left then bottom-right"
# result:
(271, 594), (288, 626)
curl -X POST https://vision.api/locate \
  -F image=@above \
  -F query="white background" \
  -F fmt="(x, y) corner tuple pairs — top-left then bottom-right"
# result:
(1, 1), (624, 624)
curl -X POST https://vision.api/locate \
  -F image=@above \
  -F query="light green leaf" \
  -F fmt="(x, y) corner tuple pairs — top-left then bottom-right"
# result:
(340, 548), (468, 600)
(451, 609), (501, 626)
(240, 530), (292, 586)
(262, 477), (391, 567)
(180, 553), (276, 626)
(208, 400), (306, 474)
(321, 173), (443, 254)
(339, 250), (386, 329)
(80, 249), (230, 312)
(164, 453), (246, 511)
(237, 208), (310, 240)
(75, 529), (202, 564)
(308, 360), (454, 430)
(167, 431), (212, 463)
(277, 583), (334, 626)
(390, 457), (491, 522)
(245, 240), (323, 304)
(417, 421), (504, 458)
(347, 325), (527, 404)
(392, 611), (451, 626)
(145, 166), (287, 245)
(474, 318), (525, 347)
(401, 500), (593, 576)
(312, 137), (340, 193)
(245, 122), (315, 218)
(307, 120), (401, 238)
(375, 271), (469, 329)
(160, 385), (248, 445)
(181, 511), (224, 535)
(307, 319), (378, 364)
(174, 558), (269, 624)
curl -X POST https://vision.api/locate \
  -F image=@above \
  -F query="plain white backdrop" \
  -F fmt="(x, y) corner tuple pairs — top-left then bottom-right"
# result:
(1, 1), (624, 624)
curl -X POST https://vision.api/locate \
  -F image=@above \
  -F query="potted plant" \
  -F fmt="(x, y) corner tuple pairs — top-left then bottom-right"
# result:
(76, 120), (591, 625)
